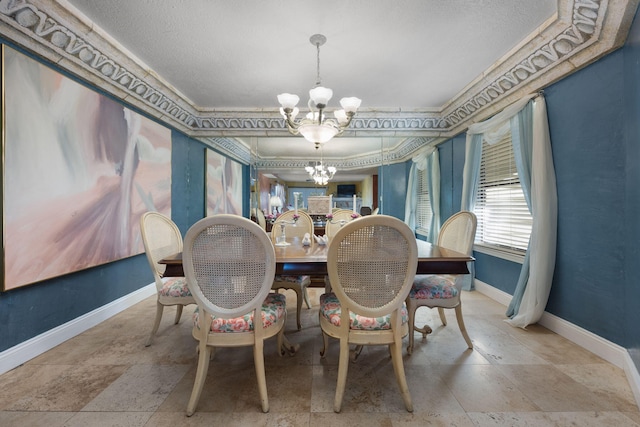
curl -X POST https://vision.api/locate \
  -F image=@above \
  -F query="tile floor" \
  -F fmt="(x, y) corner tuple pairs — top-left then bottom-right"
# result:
(0, 288), (639, 426)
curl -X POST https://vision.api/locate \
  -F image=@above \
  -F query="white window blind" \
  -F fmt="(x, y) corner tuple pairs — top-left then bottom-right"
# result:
(474, 135), (532, 252)
(416, 168), (432, 236)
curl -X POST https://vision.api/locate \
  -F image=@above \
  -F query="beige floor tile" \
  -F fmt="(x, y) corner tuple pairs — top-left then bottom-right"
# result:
(545, 411), (640, 426)
(472, 330), (551, 365)
(378, 364), (466, 413)
(389, 411), (475, 426)
(466, 411), (556, 426)
(440, 364), (540, 412)
(63, 411), (153, 427)
(1, 291), (637, 424)
(145, 411), (229, 426)
(625, 411), (640, 423)
(497, 364), (618, 412)
(0, 411), (74, 427)
(311, 411), (393, 427)
(3, 364), (129, 411)
(0, 364), (71, 410)
(554, 363), (639, 411)
(311, 363), (386, 413)
(81, 364), (190, 412)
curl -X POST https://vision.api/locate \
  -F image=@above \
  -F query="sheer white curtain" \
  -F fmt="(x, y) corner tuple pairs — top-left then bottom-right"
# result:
(427, 150), (441, 242)
(461, 94), (557, 327)
(404, 147), (439, 241)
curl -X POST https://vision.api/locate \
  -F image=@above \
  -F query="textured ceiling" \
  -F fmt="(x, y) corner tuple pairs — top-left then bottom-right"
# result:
(65, 0), (556, 111)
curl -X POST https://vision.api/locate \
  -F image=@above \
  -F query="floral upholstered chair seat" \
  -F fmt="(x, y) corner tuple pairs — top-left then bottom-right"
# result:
(193, 293), (286, 333)
(274, 275), (310, 285)
(319, 293), (408, 330)
(409, 275), (458, 300)
(159, 277), (192, 298)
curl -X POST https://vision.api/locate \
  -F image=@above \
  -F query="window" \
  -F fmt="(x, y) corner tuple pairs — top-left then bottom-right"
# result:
(474, 135), (532, 256)
(415, 168), (433, 237)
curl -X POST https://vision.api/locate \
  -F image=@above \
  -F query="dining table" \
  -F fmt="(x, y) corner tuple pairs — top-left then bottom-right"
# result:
(158, 238), (473, 280)
(158, 237), (473, 356)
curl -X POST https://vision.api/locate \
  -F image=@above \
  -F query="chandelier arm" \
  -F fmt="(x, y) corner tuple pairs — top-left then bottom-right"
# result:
(281, 109), (300, 134)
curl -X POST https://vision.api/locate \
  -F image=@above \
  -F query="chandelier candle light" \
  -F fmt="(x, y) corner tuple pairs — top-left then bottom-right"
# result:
(277, 34), (361, 144)
(306, 142), (336, 185)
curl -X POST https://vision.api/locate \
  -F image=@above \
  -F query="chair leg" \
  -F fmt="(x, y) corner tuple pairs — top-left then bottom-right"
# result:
(320, 331), (330, 358)
(438, 307), (447, 326)
(454, 304), (473, 349)
(145, 302), (164, 347)
(186, 342), (212, 416)
(390, 340), (413, 412)
(333, 338), (350, 413)
(406, 298), (415, 355)
(302, 286), (311, 309)
(294, 286), (303, 330)
(253, 339), (269, 413)
(174, 304), (184, 324)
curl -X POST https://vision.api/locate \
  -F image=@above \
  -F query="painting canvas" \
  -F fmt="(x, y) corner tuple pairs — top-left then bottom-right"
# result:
(2, 45), (172, 290)
(206, 148), (243, 216)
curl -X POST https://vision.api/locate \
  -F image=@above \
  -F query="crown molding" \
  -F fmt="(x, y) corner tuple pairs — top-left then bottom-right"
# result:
(0, 0), (638, 166)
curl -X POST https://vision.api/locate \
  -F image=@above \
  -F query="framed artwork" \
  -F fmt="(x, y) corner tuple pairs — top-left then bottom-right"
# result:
(2, 45), (172, 290)
(206, 148), (242, 216)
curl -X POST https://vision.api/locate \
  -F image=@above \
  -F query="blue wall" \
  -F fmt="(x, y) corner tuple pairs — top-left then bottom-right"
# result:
(545, 50), (626, 341)
(171, 131), (207, 235)
(432, 9), (640, 353)
(378, 162), (410, 219)
(623, 8), (640, 360)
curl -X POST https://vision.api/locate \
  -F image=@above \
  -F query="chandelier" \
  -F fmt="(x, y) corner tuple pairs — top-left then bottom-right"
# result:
(277, 34), (361, 144)
(305, 143), (336, 185)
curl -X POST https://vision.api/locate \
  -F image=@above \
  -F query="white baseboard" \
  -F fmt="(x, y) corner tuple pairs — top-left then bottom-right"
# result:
(473, 279), (640, 409)
(0, 283), (156, 375)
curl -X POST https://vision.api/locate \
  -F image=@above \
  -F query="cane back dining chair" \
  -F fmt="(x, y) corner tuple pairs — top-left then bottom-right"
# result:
(271, 210), (313, 329)
(319, 215), (417, 412)
(140, 211), (195, 347)
(183, 214), (291, 415)
(251, 207), (267, 231)
(406, 211), (477, 354)
(325, 209), (358, 240)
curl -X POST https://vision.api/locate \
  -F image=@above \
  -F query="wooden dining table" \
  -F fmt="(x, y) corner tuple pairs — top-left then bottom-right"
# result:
(159, 238), (473, 280)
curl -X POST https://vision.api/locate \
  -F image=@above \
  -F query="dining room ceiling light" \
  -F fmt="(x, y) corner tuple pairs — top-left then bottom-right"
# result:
(277, 34), (361, 144)
(305, 142), (336, 186)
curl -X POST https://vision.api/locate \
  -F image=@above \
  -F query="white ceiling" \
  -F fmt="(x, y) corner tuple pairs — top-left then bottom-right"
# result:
(65, 0), (557, 109)
(63, 0), (558, 182)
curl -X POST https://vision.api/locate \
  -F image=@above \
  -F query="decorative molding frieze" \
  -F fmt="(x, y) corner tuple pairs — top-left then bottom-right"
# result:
(0, 0), (637, 164)
(200, 137), (251, 165)
(255, 137), (436, 171)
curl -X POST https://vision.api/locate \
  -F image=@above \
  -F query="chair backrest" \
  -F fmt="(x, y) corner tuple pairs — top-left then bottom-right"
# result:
(140, 212), (183, 286)
(183, 214), (276, 319)
(371, 207), (379, 215)
(327, 215), (418, 319)
(326, 209), (357, 238)
(437, 211), (477, 256)
(271, 210), (313, 242)
(251, 208), (267, 230)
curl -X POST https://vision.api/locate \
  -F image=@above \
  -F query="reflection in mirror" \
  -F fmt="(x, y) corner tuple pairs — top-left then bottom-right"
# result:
(248, 136), (402, 224)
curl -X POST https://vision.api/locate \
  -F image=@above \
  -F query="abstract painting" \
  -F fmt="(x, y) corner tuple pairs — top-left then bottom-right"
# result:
(2, 45), (172, 290)
(206, 148), (243, 216)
